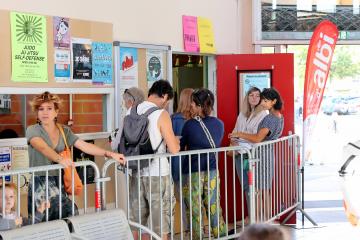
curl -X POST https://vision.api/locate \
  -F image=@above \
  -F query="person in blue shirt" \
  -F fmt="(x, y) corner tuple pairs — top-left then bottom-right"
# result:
(170, 88), (193, 232)
(180, 88), (226, 239)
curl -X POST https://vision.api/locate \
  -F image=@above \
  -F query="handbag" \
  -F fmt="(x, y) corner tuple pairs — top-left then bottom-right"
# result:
(57, 123), (83, 196)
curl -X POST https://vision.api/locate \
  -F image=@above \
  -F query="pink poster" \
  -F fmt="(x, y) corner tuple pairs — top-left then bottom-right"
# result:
(182, 15), (200, 52)
(53, 16), (70, 49)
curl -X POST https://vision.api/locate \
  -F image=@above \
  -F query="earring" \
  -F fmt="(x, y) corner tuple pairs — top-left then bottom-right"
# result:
(54, 117), (58, 122)
(36, 118), (41, 125)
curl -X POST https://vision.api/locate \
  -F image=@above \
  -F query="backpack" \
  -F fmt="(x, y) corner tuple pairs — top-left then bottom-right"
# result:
(118, 104), (163, 170)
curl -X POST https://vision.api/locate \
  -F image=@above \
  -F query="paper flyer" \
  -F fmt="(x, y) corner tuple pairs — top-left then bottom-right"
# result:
(197, 17), (216, 54)
(146, 50), (163, 88)
(119, 47), (138, 88)
(53, 16), (70, 49)
(10, 12), (48, 82)
(92, 42), (113, 85)
(11, 145), (30, 193)
(54, 49), (71, 82)
(182, 15), (200, 52)
(72, 38), (92, 82)
(0, 146), (11, 181)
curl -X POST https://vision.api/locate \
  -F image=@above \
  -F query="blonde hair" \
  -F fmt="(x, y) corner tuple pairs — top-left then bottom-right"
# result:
(0, 183), (17, 212)
(241, 87), (263, 119)
(176, 88), (194, 120)
(30, 91), (62, 112)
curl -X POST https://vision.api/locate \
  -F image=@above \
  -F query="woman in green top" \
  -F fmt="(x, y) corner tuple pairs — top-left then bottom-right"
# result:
(26, 91), (125, 221)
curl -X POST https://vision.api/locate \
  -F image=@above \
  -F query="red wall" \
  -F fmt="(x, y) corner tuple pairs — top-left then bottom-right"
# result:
(216, 53), (294, 222)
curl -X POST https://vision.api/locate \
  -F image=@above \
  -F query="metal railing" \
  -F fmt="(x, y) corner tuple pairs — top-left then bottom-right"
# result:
(101, 135), (300, 239)
(0, 160), (101, 225)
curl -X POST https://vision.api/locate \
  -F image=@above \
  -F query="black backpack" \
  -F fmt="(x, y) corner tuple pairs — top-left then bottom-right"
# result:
(118, 104), (163, 170)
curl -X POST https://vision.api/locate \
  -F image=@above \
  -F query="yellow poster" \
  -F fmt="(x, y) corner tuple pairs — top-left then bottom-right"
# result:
(197, 17), (216, 54)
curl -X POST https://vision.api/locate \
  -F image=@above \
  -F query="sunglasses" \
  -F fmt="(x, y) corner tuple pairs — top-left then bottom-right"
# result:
(124, 89), (135, 102)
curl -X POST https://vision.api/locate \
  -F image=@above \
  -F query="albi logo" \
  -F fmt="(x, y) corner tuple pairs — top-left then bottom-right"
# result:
(304, 20), (339, 118)
(313, 32), (335, 89)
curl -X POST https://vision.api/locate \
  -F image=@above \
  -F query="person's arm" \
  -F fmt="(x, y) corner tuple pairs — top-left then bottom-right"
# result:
(228, 127), (270, 143)
(73, 139), (125, 164)
(29, 137), (73, 167)
(159, 111), (180, 154)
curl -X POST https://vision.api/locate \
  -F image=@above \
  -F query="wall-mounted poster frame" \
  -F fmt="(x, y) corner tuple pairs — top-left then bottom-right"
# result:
(113, 41), (172, 129)
(238, 70), (271, 114)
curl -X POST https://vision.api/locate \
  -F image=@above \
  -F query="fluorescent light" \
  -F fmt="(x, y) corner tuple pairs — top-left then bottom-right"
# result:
(297, 0), (312, 12)
(272, 0), (277, 10)
(354, 0), (360, 15)
(317, 0), (336, 13)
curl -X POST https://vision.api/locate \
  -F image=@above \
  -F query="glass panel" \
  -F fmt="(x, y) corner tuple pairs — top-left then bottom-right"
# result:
(0, 93), (107, 138)
(261, 0), (360, 40)
(261, 46), (276, 53)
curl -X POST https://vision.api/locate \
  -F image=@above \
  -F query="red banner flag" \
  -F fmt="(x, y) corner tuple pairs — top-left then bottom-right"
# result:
(303, 20), (339, 163)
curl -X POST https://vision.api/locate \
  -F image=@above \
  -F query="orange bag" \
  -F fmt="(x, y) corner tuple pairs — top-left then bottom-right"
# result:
(57, 124), (83, 195)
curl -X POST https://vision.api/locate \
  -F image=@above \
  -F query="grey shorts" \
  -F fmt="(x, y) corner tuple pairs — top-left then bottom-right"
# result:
(128, 175), (175, 235)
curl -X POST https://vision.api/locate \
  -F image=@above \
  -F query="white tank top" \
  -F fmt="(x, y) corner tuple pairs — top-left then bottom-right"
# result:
(136, 101), (169, 177)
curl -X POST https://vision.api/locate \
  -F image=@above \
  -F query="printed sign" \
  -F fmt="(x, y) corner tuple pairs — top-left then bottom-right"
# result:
(0, 146), (11, 181)
(182, 15), (200, 52)
(54, 49), (71, 82)
(92, 42), (113, 85)
(197, 17), (216, 54)
(10, 12), (48, 82)
(72, 38), (92, 82)
(119, 47), (138, 88)
(146, 50), (163, 88)
(53, 17), (70, 49)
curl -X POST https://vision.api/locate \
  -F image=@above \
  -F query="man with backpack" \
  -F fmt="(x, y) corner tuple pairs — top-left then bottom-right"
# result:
(121, 80), (179, 239)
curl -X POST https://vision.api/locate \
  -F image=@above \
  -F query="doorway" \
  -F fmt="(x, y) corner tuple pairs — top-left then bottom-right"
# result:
(172, 54), (206, 112)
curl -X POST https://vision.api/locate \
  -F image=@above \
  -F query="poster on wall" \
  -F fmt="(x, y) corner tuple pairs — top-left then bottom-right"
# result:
(197, 17), (216, 54)
(11, 145), (30, 194)
(0, 146), (11, 181)
(119, 47), (138, 88)
(72, 38), (92, 82)
(53, 17), (70, 49)
(10, 12), (48, 82)
(0, 95), (11, 114)
(238, 71), (271, 111)
(54, 49), (71, 82)
(92, 42), (113, 85)
(182, 15), (200, 52)
(146, 50), (163, 88)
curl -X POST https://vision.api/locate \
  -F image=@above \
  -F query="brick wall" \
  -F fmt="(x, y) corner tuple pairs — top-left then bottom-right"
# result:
(0, 94), (104, 138)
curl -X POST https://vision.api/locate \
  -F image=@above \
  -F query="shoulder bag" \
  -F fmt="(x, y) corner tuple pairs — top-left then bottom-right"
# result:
(57, 123), (83, 196)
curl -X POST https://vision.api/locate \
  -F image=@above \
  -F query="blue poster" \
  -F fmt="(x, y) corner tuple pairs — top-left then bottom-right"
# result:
(0, 147), (11, 181)
(92, 42), (113, 85)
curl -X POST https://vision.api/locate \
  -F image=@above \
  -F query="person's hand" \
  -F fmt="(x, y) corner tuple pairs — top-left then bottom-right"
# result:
(37, 200), (51, 214)
(107, 152), (126, 165)
(14, 216), (22, 227)
(59, 152), (74, 168)
(228, 132), (239, 139)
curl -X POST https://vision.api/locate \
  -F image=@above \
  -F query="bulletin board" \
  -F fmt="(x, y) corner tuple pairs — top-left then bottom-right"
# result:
(113, 41), (171, 129)
(0, 9), (113, 88)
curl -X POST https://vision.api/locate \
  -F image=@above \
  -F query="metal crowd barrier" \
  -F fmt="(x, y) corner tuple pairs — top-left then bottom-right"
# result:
(102, 146), (252, 240)
(249, 135), (300, 223)
(101, 135), (300, 240)
(0, 160), (101, 224)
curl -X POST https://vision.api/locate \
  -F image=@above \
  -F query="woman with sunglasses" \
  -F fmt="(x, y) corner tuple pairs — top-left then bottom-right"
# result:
(26, 91), (125, 221)
(180, 88), (226, 239)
